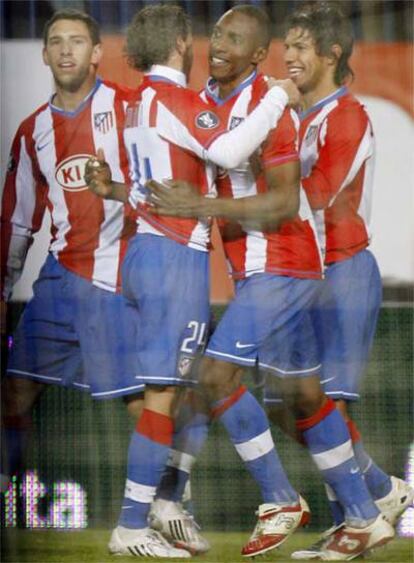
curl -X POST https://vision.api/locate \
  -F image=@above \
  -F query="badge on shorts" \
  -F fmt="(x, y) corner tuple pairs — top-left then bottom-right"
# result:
(177, 354), (195, 379)
(195, 110), (219, 129)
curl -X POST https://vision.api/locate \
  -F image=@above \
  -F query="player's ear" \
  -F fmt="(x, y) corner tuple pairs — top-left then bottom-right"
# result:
(329, 44), (342, 67)
(176, 36), (187, 57)
(42, 46), (50, 67)
(91, 43), (103, 66)
(252, 46), (268, 66)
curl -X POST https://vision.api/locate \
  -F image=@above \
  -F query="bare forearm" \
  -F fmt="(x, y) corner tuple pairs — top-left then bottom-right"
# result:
(104, 182), (129, 202)
(197, 190), (298, 230)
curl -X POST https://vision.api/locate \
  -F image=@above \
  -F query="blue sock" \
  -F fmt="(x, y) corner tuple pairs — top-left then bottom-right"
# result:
(213, 386), (298, 505)
(353, 441), (392, 499)
(157, 408), (210, 502)
(118, 409), (173, 529)
(347, 420), (392, 500)
(298, 399), (379, 527)
(325, 483), (345, 526)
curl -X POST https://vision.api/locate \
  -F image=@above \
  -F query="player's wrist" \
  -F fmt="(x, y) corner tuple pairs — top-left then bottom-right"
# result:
(265, 86), (289, 109)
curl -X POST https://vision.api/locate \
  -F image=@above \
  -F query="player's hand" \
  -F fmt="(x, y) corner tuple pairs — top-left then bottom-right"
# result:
(84, 148), (113, 198)
(267, 77), (301, 107)
(146, 179), (202, 217)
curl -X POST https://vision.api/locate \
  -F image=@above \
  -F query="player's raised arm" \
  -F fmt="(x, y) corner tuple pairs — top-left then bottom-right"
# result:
(156, 80), (299, 170)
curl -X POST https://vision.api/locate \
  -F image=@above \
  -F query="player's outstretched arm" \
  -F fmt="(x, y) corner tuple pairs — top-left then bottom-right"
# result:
(84, 148), (129, 203)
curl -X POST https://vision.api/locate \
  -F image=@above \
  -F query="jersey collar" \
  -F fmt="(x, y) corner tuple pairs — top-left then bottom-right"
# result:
(205, 70), (258, 106)
(145, 65), (187, 87)
(49, 78), (102, 117)
(300, 86), (348, 120)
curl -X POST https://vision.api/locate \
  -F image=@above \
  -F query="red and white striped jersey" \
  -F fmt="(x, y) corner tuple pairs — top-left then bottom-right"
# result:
(1, 79), (136, 299)
(299, 87), (375, 264)
(203, 72), (323, 280)
(125, 66), (216, 251)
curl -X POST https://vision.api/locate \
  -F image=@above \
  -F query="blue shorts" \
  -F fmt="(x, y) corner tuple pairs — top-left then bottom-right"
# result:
(121, 234), (210, 387)
(7, 254), (144, 400)
(312, 249), (382, 401)
(206, 273), (321, 377)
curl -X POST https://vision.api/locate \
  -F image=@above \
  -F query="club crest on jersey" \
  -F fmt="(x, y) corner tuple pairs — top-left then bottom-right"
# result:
(195, 110), (219, 129)
(230, 116), (244, 130)
(94, 111), (114, 134)
(55, 154), (92, 191)
(304, 125), (319, 146)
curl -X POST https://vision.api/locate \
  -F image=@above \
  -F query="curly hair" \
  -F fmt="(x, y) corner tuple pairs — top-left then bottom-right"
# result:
(43, 9), (100, 46)
(126, 4), (191, 72)
(285, 1), (354, 85)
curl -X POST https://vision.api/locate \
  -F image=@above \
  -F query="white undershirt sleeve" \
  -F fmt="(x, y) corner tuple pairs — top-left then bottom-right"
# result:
(204, 86), (289, 168)
(2, 227), (32, 301)
(156, 86), (289, 170)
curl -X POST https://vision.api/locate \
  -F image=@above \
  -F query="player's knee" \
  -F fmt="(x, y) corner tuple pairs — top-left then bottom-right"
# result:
(200, 359), (240, 401)
(124, 393), (144, 422)
(1, 377), (44, 416)
(283, 380), (325, 419)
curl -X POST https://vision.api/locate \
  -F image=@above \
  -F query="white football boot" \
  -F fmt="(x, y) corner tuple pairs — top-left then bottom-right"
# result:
(149, 498), (210, 554)
(108, 526), (191, 558)
(291, 524), (346, 559)
(241, 495), (310, 557)
(291, 513), (394, 561)
(375, 476), (414, 525)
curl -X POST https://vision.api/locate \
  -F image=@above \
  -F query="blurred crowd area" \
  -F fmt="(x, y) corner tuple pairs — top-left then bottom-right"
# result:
(2, 0), (413, 41)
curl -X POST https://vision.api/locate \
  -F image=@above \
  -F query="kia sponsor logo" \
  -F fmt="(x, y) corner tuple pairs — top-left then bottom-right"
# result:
(55, 154), (93, 191)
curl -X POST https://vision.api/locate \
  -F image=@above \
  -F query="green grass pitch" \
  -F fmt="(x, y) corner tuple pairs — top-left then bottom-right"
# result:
(1, 530), (413, 562)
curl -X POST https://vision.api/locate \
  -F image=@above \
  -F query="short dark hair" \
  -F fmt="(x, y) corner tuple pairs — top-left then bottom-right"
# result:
(43, 9), (101, 46)
(230, 4), (272, 49)
(286, 1), (354, 85)
(126, 4), (191, 72)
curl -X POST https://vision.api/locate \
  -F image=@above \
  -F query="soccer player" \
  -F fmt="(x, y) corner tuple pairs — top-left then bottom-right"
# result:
(0, 9), (144, 505)
(85, 4), (304, 558)
(268, 2), (413, 558)
(146, 4), (396, 560)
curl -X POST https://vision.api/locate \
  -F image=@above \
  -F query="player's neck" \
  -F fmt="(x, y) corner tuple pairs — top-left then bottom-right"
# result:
(52, 75), (97, 112)
(301, 77), (338, 111)
(217, 67), (256, 100)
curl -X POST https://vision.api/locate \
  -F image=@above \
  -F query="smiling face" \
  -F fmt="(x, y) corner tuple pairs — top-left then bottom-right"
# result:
(209, 10), (267, 94)
(284, 27), (335, 97)
(43, 18), (101, 93)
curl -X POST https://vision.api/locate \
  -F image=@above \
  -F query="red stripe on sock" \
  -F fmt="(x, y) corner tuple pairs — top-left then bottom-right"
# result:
(136, 408), (174, 446)
(210, 385), (248, 419)
(295, 397), (336, 431)
(347, 419), (361, 443)
(2, 415), (32, 430)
